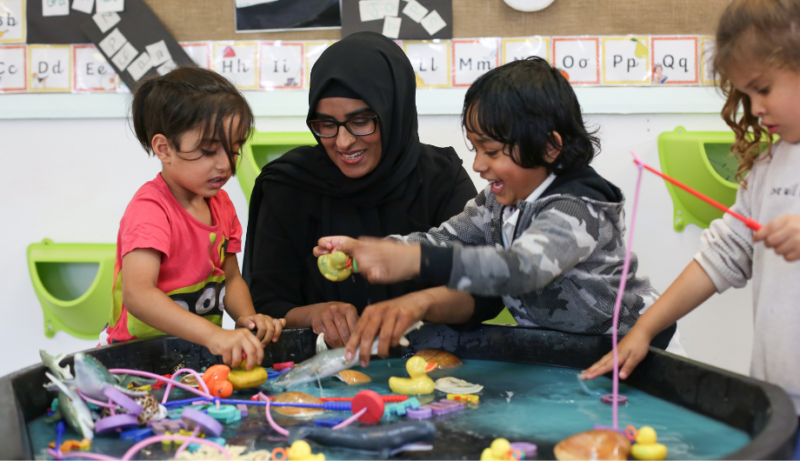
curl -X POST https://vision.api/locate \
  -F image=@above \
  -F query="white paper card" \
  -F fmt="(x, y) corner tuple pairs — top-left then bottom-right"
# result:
(145, 40), (171, 67)
(98, 28), (127, 57)
(453, 39), (499, 87)
(0, 1), (26, 43)
(127, 51), (151, 81)
(29, 46), (71, 91)
(382, 16), (402, 39)
(601, 37), (649, 84)
(235, 0), (278, 7)
(73, 45), (118, 91)
(42, 0), (70, 17)
(72, 0), (94, 14)
(701, 38), (716, 84)
(213, 42), (259, 89)
(404, 41), (449, 87)
(552, 38), (599, 84)
(93, 12), (120, 33)
(502, 37), (549, 64)
(420, 10), (446, 36)
(111, 41), (137, 71)
(96, 0), (123, 13)
(181, 42), (210, 69)
(259, 42), (304, 89)
(359, 0), (398, 21)
(0, 46), (27, 91)
(650, 37), (698, 85)
(402, 0), (427, 22)
(157, 59), (177, 75)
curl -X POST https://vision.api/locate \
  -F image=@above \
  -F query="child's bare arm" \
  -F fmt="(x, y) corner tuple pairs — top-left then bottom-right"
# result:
(581, 260), (717, 380)
(222, 254), (285, 345)
(122, 249), (264, 369)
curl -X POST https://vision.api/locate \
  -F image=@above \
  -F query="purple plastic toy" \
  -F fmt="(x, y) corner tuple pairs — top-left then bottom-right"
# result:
(406, 406), (432, 419)
(181, 407), (223, 437)
(103, 387), (143, 416)
(95, 414), (140, 435)
(510, 442), (538, 458)
(601, 394), (628, 405)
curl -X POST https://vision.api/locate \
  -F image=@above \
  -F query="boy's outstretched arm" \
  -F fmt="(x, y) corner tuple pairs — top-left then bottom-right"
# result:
(222, 254), (285, 345)
(122, 249), (264, 370)
(581, 260), (717, 380)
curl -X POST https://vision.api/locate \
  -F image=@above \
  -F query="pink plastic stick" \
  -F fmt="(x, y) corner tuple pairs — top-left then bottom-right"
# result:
(108, 368), (212, 401)
(174, 426), (201, 458)
(158, 368), (212, 403)
(75, 390), (115, 409)
(258, 393), (289, 436)
(332, 407), (367, 430)
(120, 434), (232, 461)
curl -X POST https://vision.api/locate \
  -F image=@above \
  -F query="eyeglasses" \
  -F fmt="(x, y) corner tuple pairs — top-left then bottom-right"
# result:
(307, 116), (379, 138)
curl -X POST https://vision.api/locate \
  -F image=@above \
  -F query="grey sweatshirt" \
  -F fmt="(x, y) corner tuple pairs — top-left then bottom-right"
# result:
(696, 140), (800, 414)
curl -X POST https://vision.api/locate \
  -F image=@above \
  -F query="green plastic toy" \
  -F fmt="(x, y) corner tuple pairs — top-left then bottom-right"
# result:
(657, 126), (739, 231)
(27, 239), (116, 339)
(237, 131), (317, 203)
(483, 308), (518, 326)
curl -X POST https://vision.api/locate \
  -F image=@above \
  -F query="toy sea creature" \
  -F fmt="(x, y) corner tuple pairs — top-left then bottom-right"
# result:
(318, 251), (357, 282)
(43, 372), (95, 440)
(334, 369), (371, 385)
(72, 352), (148, 401)
(389, 357), (437, 395)
(40, 350), (73, 381)
(413, 349), (462, 369)
(287, 440), (326, 461)
(631, 426), (667, 460)
(273, 392), (325, 417)
(553, 430), (631, 461)
(274, 321), (424, 389)
(229, 366), (268, 390)
(434, 377), (483, 394)
(481, 438), (511, 461)
(289, 420), (436, 458)
(203, 364), (233, 398)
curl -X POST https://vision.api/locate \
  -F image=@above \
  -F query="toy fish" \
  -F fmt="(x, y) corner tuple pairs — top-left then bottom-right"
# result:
(72, 352), (148, 401)
(43, 372), (95, 440)
(273, 321), (423, 390)
(289, 420), (436, 458)
(40, 350), (73, 381)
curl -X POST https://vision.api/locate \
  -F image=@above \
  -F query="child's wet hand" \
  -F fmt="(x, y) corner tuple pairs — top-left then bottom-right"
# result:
(351, 238), (421, 284)
(206, 328), (264, 371)
(237, 314), (286, 345)
(753, 214), (800, 261)
(580, 330), (650, 380)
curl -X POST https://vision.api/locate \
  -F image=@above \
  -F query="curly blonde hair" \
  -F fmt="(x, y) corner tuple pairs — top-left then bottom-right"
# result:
(714, 0), (800, 186)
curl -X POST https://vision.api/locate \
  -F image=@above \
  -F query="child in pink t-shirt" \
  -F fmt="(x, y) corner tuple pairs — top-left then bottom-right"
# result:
(100, 67), (284, 370)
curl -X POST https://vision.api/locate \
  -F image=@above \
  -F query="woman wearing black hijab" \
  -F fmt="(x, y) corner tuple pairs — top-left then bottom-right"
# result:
(243, 32), (503, 348)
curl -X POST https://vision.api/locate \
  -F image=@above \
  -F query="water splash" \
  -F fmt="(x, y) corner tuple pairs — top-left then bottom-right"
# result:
(577, 374), (603, 396)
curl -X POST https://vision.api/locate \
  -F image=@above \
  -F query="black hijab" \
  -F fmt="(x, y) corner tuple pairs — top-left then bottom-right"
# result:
(244, 32), (471, 310)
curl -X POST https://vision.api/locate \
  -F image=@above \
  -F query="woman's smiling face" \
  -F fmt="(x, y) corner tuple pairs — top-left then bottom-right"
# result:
(314, 97), (383, 179)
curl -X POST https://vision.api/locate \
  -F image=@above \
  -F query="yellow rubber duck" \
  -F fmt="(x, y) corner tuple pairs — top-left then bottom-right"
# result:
(318, 251), (355, 282)
(288, 440), (326, 461)
(480, 438), (511, 461)
(388, 357), (437, 395)
(631, 426), (667, 460)
(228, 365), (268, 390)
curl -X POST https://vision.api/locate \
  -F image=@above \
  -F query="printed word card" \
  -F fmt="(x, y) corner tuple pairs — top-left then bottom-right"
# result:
(259, 41), (304, 90)
(452, 38), (499, 87)
(502, 37), (550, 64)
(28, 45), (71, 92)
(0, 0), (26, 43)
(0, 45), (27, 91)
(42, 0), (70, 17)
(420, 10), (446, 36)
(72, 0), (95, 14)
(553, 37), (599, 85)
(601, 36), (650, 85)
(110, 42), (137, 71)
(127, 50), (151, 81)
(305, 41), (334, 83)
(359, 0), (399, 21)
(650, 36), (698, 85)
(382, 16), (402, 39)
(92, 12), (120, 33)
(96, 0), (123, 13)
(402, 0), (427, 22)
(404, 40), (450, 88)
(213, 41), (259, 89)
(73, 44), (118, 91)
(181, 42), (210, 69)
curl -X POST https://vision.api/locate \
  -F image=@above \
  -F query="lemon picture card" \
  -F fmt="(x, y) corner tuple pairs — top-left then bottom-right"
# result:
(601, 36), (650, 85)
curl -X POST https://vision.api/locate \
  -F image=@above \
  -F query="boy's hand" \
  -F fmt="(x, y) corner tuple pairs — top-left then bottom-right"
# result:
(314, 236), (359, 257)
(236, 314), (286, 345)
(351, 238), (421, 284)
(580, 329), (652, 381)
(753, 214), (800, 261)
(310, 302), (359, 348)
(345, 292), (430, 367)
(205, 328), (264, 370)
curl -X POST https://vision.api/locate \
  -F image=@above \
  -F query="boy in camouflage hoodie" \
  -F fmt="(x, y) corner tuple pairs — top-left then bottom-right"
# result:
(315, 58), (671, 364)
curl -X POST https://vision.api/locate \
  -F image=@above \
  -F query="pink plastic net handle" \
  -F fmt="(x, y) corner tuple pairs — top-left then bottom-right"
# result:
(108, 368), (212, 401)
(332, 407), (367, 430)
(258, 393), (290, 436)
(159, 368), (212, 404)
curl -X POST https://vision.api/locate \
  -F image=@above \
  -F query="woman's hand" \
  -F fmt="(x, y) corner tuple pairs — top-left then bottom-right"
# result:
(310, 302), (359, 348)
(754, 214), (800, 261)
(580, 328), (652, 381)
(350, 238), (421, 284)
(345, 291), (431, 367)
(314, 236), (358, 257)
(236, 314), (286, 345)
(204, 328), (264, 370)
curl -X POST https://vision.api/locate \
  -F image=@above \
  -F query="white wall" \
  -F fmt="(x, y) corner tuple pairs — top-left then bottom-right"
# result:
(0, 112), (753, 378)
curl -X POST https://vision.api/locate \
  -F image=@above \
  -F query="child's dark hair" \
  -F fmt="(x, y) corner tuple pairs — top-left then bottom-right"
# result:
(132, 67), (254, 175)
(462, 57), (599, 174)
(713, 0), (800, 185)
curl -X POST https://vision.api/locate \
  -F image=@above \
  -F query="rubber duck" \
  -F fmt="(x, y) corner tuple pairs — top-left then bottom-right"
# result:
(481, 438), (511, 461)
(318, 251), (356, 282)
(201, 365), (232, 398)
(389, 357), (437, 395)
(631, 426), (667, 460)
(288, 440), (326, 461)
(228, 365), (268, 390)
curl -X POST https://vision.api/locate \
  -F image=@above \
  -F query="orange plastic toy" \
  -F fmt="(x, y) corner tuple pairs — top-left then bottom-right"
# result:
(202, 365), (233, 398)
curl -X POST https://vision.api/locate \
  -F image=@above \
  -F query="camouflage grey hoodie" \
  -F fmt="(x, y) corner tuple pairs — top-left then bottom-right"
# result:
(391, 167), (658, 335)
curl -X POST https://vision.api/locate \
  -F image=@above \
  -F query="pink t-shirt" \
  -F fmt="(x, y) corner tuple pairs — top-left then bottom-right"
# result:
(103, 173), (242, 343)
